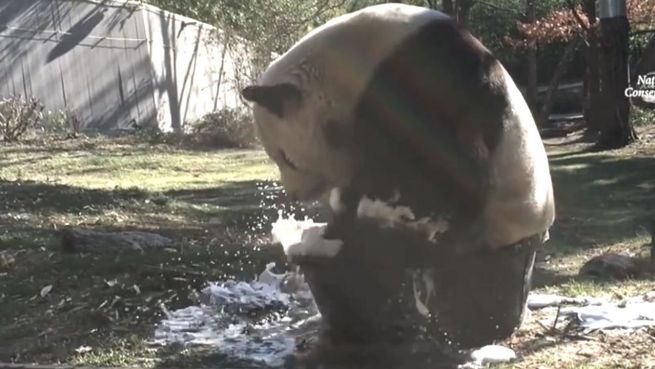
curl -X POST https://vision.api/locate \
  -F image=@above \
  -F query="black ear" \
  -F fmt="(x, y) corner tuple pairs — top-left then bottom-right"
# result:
(241, 83), (302, 118)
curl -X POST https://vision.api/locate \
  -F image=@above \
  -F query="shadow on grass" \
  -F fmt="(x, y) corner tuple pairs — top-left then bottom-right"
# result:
(0, 178), (292, 226)
(0, 178), (292, 364)
(532, 257), (655, 291)
(548, 154), (655, 254)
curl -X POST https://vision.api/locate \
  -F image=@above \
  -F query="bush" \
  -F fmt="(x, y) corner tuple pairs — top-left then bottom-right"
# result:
(187, 109), (257, 148)
(39, 108), (82, 138)
(0, 96), (44, 142)
(631, 105), (655, 127)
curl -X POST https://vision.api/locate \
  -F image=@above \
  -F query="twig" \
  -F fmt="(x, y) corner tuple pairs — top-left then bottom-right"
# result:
(478, 0), (520, 14)
(552, 305), (561, 330)
(143, 264), (206, 277)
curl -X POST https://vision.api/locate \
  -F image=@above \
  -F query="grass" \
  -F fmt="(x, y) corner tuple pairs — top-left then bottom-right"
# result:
(0, 136), (288, 366)
(0, 127), (654, 368)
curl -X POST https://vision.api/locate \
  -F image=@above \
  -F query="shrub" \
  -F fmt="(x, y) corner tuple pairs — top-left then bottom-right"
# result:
(39, 108), (82, 138)
(0, 96), (44, 142)
(631, 104), (655, 127)
(188, 108), (257, 148)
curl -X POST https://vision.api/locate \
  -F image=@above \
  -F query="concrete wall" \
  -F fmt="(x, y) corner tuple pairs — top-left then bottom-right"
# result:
(0, 0), (250, 132)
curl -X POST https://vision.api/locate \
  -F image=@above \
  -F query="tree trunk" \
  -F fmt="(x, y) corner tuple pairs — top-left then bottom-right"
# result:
(455, 0), (476, 26)
(526, 0), (538, 112)
(584, 34), (603, 132)
(596, 12), (637, 149)
(443, 0), (454, 14)
(538, 38), (583, 126)
(442, 0), (475, 24)
(583, 0), (603, 133)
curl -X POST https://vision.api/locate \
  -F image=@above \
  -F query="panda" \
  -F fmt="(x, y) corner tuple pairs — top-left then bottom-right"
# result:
(242, 3), (555, 348)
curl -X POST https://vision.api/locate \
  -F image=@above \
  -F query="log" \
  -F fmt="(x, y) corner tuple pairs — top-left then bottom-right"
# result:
(59, 228), (174, 253)
(579, 253), (640, 280)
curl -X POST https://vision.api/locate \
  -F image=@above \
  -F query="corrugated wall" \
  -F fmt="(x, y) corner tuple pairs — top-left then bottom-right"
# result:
(0, 0), (249, 132)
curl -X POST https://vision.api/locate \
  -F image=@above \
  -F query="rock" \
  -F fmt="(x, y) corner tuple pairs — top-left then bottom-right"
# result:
(579, 253), (639, 280)
(0, 251), (16, 271)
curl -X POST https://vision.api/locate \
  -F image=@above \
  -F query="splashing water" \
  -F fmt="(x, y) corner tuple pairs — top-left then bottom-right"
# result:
(152, 262), (320, 367)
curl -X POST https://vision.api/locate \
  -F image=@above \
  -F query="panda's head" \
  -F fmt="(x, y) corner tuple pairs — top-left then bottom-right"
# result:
(241, 79), (356, 202)
(242, 4), (449, 201)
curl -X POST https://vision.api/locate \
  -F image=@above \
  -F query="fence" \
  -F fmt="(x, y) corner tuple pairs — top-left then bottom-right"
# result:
(0, 0), (252, 132)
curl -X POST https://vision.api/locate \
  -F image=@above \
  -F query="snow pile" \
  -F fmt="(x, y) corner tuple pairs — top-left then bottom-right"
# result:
(529, 292), (655, 331)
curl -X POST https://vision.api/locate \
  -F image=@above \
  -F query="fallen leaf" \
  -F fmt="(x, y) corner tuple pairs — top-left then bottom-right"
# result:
(75, 345), (92, 354)
(40, 284), (53, 298)
(105, 279), (118, 288)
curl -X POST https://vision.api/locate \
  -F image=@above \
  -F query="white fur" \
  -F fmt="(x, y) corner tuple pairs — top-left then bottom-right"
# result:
(257, 4), (553, 249)
(483, 67), (555, 248)
(252, 5), (451, 200)
(260, 4), (450, 113)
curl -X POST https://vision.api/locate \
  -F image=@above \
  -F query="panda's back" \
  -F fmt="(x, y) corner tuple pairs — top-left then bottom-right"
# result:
(261, 4), (452, 90)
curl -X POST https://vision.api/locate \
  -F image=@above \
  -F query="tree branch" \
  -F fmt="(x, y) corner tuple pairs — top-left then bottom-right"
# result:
(630, 29), (655, 36)
(565, 0), (590, 32)
(477, 0), (520, 14)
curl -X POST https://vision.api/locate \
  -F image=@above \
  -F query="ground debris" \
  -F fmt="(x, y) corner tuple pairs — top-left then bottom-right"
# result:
(59, 228), (174, 253)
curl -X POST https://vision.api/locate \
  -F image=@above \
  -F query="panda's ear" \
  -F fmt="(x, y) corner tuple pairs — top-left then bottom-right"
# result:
(241, 83), (302, 118)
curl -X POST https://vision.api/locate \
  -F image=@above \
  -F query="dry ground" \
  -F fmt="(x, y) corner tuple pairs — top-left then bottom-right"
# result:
(1, 128), (654, 368)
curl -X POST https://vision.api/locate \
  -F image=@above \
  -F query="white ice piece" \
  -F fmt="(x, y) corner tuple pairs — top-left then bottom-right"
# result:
(357, 196), (415, 224)
(271, 211), (342, 258)
(468, 345), (517, 365)
(527, 293), (606, 309)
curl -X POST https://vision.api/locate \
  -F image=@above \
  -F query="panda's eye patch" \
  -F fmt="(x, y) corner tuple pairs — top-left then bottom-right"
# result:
(278, 149), (298, 171)
(323, 119), (348, 149)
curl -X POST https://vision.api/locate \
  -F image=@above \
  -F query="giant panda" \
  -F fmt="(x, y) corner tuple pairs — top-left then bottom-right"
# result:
(242, 3), (555, 348)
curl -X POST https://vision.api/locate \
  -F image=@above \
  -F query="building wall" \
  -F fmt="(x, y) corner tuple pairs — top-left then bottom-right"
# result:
(0, 0), (249, 132)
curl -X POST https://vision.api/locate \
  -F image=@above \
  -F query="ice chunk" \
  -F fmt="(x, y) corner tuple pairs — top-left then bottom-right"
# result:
(468, 345), (516, 365)
(271, 211), (342, 258)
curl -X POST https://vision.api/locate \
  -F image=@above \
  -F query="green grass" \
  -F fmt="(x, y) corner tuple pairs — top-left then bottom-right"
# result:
(1, 130), (654, 368)
(531, 132), (655, 299)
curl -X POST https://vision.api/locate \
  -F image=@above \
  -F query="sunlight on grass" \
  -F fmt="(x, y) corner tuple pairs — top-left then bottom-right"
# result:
(0, 139), (278, 191)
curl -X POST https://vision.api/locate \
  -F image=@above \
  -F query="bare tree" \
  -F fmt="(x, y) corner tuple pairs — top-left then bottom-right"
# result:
(526, 0), (538, 111)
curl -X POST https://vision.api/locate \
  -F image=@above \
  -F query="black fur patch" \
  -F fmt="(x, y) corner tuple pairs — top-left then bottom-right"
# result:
(351, 19), (509, 233)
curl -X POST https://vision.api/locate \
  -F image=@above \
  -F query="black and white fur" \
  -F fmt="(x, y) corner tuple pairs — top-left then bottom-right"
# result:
(242, 4), (555, 252)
